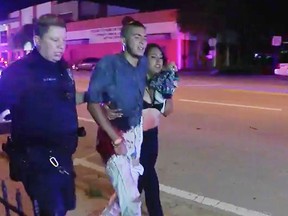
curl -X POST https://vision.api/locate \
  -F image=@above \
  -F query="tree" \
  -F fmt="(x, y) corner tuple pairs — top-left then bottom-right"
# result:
(176, 0), (228, 68)
(177, 0), (227, 36)
(176, 0), (287, 67)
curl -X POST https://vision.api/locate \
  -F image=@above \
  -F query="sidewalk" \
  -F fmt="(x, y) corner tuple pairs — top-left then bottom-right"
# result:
(0, 153), (108, 216)
(73, 155), (236, 216)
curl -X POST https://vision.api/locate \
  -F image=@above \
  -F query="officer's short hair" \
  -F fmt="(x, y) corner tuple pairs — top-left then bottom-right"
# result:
(120, 18), (145, 38)
(34, 14), (66, 38)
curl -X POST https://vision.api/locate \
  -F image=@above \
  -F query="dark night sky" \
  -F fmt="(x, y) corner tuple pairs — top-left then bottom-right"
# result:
(0, 0), (176, 20)
(0, 0), (286, 36)
(0, 0), (284, 18)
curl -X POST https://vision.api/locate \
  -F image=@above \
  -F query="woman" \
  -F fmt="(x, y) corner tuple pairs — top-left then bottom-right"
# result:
(138, 43), (177, 216)
(103, 43), (178, 215)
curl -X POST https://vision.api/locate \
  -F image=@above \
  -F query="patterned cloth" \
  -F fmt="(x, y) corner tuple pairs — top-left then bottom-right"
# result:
(148, 68), (179, 99)
(96, 120), (143, 167)
(98, 121), (143, 216)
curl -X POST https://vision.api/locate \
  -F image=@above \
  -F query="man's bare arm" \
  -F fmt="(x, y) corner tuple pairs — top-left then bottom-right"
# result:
(87, 103), (120, 141)
(163, 99), (174, 117)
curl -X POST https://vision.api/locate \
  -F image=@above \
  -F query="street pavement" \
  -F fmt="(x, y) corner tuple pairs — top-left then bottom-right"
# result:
(1, 72), (288, 215)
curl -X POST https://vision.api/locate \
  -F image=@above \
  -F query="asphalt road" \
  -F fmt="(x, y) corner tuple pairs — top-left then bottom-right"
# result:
(1, 72), (288, 216)
(74, 72), (288, 216)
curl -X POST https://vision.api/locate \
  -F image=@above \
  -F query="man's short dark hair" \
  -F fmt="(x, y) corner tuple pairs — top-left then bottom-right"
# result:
(34, 14), (66, 38)
(120, 18), (145, 38)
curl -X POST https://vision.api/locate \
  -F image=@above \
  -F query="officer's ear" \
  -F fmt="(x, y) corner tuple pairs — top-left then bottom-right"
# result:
(33, 35), (41, 47)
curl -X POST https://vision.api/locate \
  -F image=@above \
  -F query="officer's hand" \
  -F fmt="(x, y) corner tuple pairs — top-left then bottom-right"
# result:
(0, 109), (11, 123)
(102, 102), (123, 120)
(114, 142), (127, 155)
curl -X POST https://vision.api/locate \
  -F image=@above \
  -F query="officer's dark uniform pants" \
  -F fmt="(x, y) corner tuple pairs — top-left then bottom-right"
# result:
(21, 160), (75, 216)
(138, 127), (164, 216)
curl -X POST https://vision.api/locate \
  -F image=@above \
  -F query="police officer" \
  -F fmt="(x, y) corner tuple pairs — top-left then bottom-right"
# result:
(0, 14), (86, 216)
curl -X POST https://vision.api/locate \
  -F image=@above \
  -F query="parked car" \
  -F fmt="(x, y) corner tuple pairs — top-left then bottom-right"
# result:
(274, 63), (288, 76)
(72, 57), (100, 71)
(274, 50), (288, 76)
(253, 53), (274, 75)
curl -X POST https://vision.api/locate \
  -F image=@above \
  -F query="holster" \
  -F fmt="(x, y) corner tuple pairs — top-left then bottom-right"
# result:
(2, 137), (29, 182)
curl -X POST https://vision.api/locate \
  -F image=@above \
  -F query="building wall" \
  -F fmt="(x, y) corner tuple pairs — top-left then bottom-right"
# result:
(52, 1), (78, 21)
(64, 10), (181, 67)
(36, 2), (52, 18)
(66, 9), (177, 31)
(21, 7), (34, 25)
(1, 2), (53, 62)
(64, 39), (178, 64)
(1, 5), (197, 69)
(9, 11), (20, 29)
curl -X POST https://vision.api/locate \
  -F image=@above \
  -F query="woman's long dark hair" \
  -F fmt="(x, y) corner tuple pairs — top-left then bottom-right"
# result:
(144, 43), (168, 66)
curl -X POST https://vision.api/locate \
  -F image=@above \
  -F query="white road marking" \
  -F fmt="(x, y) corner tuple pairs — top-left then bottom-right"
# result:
(81, 152), (99, 160)
(180, 83), (221, 87)
(73, 157), (271, 216)
(78, 117), (95, 123)
(76, 116), (271, 215)
(225, 89), (288, 96)
(73, 158), (105, 173)
(179, 99), (282, 111)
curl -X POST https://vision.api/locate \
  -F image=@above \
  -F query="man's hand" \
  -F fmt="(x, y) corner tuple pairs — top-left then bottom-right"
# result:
(112, 138), (127, 155)
(102, 103), (123, 120)
(88, 103), (122, 146)
(114, 143), (127, 155)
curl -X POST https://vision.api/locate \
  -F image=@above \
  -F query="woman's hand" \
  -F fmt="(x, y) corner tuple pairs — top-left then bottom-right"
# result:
(164, 62), (178, 72)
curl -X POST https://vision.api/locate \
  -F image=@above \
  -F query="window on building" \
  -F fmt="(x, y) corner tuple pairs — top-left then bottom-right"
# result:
(0, 31), (8, 43)
(1, 51), (8, 61)
(66, 39), (89, 45)
(147, 33), (171, 41)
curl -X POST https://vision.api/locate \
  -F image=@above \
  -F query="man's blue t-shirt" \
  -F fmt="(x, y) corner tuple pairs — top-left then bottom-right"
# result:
(87, 53), (148, 131)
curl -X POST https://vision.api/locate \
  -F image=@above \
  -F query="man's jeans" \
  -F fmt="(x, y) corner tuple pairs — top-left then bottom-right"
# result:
(101, 123), (143, 216)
